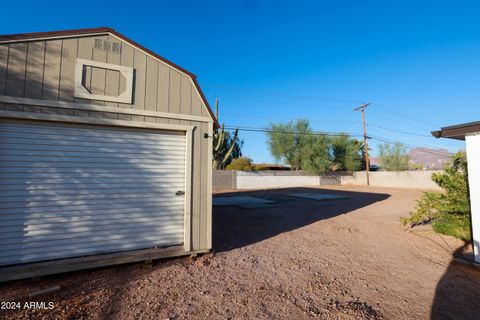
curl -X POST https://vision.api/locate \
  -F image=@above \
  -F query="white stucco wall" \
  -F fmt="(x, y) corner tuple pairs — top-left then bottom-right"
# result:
(341, 171), (442, 190)
(236, 172), (320, 189)
(231, 171), (441, 190)
(466, 134), (480, 263)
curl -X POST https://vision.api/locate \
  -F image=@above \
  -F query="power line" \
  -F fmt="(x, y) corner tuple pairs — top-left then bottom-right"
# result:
(215, 88), (440, 129)
(367, 110), (434, 131)
(370, 136), (454, 157)
(219, 95), (443, 134)
(220, 96), (353, 110)
(211, 86), (363, 104)
(368, 124), (432, 137)
(222, 124), (456, 157)
(224, 125), (363, 137)
(371, 102), (441, 128)
(221, 112), (358, 124)
(369, 125), (456, 151)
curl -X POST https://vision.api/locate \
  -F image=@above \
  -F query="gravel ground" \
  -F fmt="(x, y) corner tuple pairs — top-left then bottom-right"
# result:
(1, 186), (479, 319)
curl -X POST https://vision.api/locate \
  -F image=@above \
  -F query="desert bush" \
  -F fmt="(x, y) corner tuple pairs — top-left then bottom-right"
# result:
(432, 213), (471, 241)
(402, 151), (471, 240)
(400, 192), (441, 226)
(226, 157), (253, 171)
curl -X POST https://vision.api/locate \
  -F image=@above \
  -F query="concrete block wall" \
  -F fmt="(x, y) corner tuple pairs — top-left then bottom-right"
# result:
(212, 170), (442, 191)
(236, 171), (320, 189)
(341, 171), (442, 191)
(212, 170), (237, 191)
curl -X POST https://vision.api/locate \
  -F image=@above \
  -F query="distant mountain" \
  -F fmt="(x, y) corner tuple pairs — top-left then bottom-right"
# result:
(408, 148), (452, 170)
(370, 147), (453, 170)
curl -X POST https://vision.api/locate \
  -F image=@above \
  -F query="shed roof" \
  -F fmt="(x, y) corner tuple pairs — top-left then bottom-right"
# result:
(0, 27), (219, 128)
(432, 121), (480, 140)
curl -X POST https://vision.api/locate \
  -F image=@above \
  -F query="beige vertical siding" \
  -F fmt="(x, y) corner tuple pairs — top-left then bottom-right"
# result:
(58, 38), (78, 104)
(0, 34), (213, 252)
(75, 37), (93, 107)
(0, 36), (210, 119)
(191, 83), (203, 117)
(42, 40), (62, 103)
(90, 36), (108, 109)
(25, 41), (45, 101)
(104, 36), (120, 109)
(117, 42), (134, 122)
(168, 70), (181, 125)
(0, 45), (8, 109)
(157, 63), (169, 113)
(132, 48), (146, 122)
(145, 56), (158, 110)
(5, 43), (27, 112)
(180, 75), (191, 115)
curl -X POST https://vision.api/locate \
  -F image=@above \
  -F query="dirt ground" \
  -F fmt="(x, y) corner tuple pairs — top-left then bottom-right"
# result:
(1, 186), (480, 319)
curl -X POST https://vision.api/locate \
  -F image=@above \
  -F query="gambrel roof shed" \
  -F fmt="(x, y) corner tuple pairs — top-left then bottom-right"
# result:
(0, 27), (219, 128)
(0, 27), (216, 281)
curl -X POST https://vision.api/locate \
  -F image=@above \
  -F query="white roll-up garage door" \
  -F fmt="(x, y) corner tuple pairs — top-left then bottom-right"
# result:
(0, 121), (186, 266)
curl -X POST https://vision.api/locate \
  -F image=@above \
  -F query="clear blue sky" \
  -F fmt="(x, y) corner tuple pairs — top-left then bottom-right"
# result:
(3, 0), (479, 163)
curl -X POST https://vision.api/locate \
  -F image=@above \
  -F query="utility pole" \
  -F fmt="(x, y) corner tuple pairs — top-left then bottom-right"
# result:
(354, 103), (371, 186)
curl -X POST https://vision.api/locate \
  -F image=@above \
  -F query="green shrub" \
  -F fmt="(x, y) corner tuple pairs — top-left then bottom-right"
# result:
(432, 213), (471, 241)
(402, 151), (471, 240)
(400, 192), (441, 226)
(225, 157), (253, 171)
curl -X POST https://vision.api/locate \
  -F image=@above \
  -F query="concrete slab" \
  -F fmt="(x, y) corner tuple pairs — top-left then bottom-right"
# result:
(287, 193), (348, 201)
(213, 196), (276, 209)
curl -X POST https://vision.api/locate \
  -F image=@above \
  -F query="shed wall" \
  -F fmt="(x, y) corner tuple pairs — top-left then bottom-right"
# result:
(0, 34), (212, 252)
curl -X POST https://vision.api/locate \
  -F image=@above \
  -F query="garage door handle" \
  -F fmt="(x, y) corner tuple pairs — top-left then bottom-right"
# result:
(175, 191), (185, 196)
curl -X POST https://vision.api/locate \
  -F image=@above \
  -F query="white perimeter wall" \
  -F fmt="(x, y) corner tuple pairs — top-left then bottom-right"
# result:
(230, 171), (441, 191)
(236, 172), (320, 189)
(466, 134), (480, 263)
(341, 171), (442, 191)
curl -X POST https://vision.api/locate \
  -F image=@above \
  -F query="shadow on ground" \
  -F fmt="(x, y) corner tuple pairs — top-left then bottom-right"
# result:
(212, 187), (390, 253)
(431, 242), (480, 319)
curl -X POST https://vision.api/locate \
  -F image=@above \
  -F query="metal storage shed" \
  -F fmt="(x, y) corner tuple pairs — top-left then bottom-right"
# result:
(0, 27), (218, 281)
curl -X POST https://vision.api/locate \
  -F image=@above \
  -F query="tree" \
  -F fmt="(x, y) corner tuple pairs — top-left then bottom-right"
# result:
(301, 134), (332, 174)
(378, 142), (409, 171)
(331, 134), (363, 171)
(266, 120), (305, 170)
(266, 119), (331, 174)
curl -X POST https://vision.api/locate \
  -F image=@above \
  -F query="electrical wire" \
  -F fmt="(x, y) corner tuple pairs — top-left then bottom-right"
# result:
(220, 96), (352, 110)
(215, 89), (441, 130)
(371, 102), (442, 128)
(223, 125), (363, 137)
(211, 86), (363, 104)
(369, 125), (456, 152)
(220, 112), (359, 124)
(238, 127), (448, 156)
(223, 124), (456, 157)
(370, 136), (454, 157)
(368, 124), (433, 138)
(367, 110), (435, 132)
